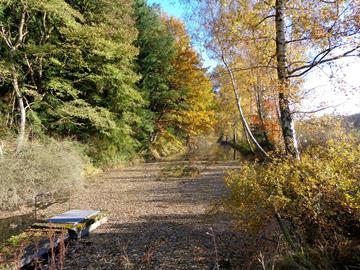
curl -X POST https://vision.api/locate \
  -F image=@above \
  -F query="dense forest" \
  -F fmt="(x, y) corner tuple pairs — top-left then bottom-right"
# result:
(0, 0), (215, 164)
(0, 0), (360, 269)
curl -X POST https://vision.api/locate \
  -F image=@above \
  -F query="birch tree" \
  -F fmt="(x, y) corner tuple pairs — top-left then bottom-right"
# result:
(0, 2), (28, 152)
(0, 0), (83, 152)
(184, 0), (360, 158)
(0, 0), (143, 162)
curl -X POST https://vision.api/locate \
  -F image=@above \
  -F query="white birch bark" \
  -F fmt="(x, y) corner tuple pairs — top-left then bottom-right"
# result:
(221, 56), (270, 158)
(275, 0), (300, 159)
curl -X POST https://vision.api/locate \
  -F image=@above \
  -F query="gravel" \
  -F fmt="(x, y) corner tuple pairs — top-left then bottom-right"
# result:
(38, 160), (276, 269)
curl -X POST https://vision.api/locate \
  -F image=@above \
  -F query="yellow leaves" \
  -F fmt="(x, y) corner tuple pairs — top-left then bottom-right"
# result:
(166, 15), (216, 136)
(223, 134), (360, 237)
(148, 15), (216, 156)
(179, 110), (216, 136)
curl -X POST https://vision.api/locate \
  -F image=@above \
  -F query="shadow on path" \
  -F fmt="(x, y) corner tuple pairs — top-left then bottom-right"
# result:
(64, 213), (268, 270)
(53, 160), (277, 269)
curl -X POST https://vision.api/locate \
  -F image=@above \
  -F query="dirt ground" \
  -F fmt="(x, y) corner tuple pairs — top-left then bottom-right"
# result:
(2, 159), (278, 269)
(38, 160), (275, 269)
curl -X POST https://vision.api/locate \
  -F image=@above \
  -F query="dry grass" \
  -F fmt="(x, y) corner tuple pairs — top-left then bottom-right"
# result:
(160, 163), (202, 178)
(0, 139), (85, 210)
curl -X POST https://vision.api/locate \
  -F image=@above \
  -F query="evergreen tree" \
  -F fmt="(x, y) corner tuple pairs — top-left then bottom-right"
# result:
(134, 0), (177, 151)
(134, 1), (215, 156)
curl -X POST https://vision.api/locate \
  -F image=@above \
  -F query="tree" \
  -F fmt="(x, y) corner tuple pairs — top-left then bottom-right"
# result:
(189, 0), (271, 157)
(274, 0), (360, 158)
(183, 0), (360, 158)
(51, 0), (143, 162)
(0, 0), (83, 152)
(134, 0), (177, 149)
(165, 16), (215, 141)
(0, 0), (143, 163)
(135, 2), (215, 156)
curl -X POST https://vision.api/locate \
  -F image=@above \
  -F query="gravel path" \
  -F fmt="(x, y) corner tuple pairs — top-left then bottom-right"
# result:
(42, 161), (273, 269)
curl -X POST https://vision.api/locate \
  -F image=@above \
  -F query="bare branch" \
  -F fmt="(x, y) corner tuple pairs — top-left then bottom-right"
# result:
(24, 54), (37, 86)
(23, 96), (34, 111)
(14, 9), (28, 49)
(292, 103), (344, 115)
(211, 64), (276, 78)
(286, 36), (311, 44)
(254, 14), (276, 27)
(288, 45), (360, 78)
(0, 26), (13, 48)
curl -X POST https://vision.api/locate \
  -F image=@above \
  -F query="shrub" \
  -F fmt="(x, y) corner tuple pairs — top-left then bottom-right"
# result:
(296, 116), (350, 150)
(0, 139), (85, 210)
(224, 135), (360, 268)
(149, 131), (186, 159)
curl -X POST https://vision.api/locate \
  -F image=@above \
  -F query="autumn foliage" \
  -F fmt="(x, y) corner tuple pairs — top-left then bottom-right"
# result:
(146, 15), (216, 156)
(224, 133), (360, 268)
(167, 17), (215, 137)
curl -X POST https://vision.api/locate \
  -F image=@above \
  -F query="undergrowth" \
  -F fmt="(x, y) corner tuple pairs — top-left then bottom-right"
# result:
(161, 163), (202, 178)
(224, 134), (360, 269)
(0, 139), (85, 210)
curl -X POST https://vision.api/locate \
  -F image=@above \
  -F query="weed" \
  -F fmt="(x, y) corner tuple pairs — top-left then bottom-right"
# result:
(0, 139), (85, 210)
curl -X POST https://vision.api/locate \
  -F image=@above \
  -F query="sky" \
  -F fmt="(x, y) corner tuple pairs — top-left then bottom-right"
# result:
(147, 0), (360, 116)
(147, 0), (218, 71)
(147, 0), (185, 22)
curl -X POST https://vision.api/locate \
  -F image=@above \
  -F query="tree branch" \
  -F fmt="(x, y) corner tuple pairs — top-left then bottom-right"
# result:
(292, 103), (344, 115)
(14, 9), (28, 49)
(254, 14), (275, 27)
(0, 141), (4, 160)
(288, 44), (359, 78)
(211, 64), (276, 78)
(0, 27), (13, 48)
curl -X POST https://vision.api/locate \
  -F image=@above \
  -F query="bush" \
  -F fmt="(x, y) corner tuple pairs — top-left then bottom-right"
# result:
(224, 135), (360, 268)
(0, 139), (85, 210)
(149, 131), (186, 159)
(296, 116), (349, 150)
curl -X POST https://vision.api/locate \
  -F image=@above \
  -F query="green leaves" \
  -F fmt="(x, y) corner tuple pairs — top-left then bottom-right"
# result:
(0, 0), (216, 163)
(134, 3), (215, 156)
(44, 0), (142, 163)
(47, 78), (79, 99)
(0, 0), (144, 164)
(58, 100), (116, 132)
(33, 0), (84, 26)
(134, 0), (177, 150)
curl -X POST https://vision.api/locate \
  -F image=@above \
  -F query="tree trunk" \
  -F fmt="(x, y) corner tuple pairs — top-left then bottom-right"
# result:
(275, 212), (297, 251)
(5, 91), (15, 128)
(254, 85), (273, 148)
(275, 0), (300, 159)
(222, 57), (269, 158)
(233, 124), (237, 159)
(243, 123), (254, 154)
(0, 8), (28, 153)
(0, 141), (4, 160)
(10, 53), (26, 153)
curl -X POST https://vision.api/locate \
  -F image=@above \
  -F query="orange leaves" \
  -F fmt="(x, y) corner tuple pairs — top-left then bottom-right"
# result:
(165, 16), (216, 137)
